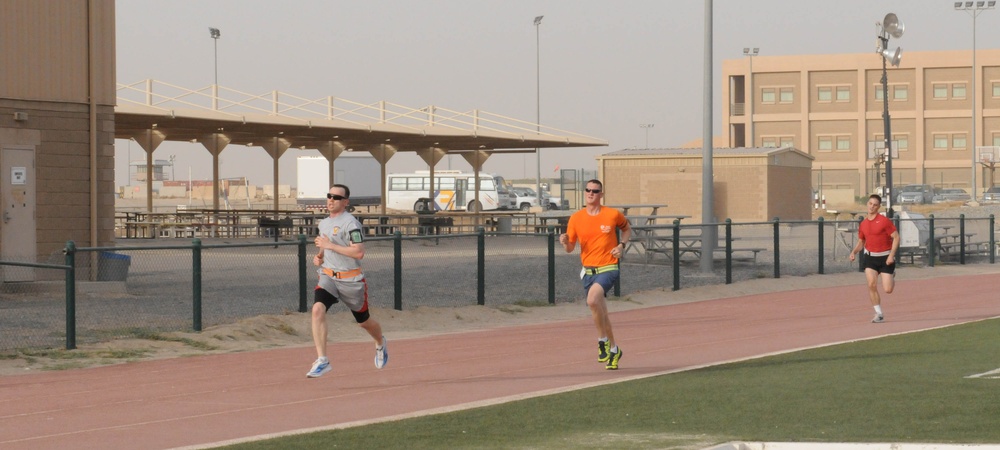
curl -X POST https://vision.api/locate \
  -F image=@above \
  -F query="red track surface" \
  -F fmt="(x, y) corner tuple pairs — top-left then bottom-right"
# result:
(2, 272), (998, 449)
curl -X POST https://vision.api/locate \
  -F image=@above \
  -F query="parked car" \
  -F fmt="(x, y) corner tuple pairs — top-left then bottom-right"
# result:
(932, 188), (971, 203)
(510, 187), (539, 211)
(983, 186), (1000, 203)
(897, 184), (934, 204)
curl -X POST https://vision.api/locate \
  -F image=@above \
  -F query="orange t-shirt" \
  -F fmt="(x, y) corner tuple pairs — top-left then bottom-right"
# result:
(565, 206), (629, 267)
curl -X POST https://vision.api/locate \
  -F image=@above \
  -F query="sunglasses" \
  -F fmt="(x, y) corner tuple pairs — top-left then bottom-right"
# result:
(585, 188), (602, 194)
(326, 193), (347, 200)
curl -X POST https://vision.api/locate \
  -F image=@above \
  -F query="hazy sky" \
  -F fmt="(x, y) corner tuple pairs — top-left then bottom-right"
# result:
(114, 0), (1000, 188)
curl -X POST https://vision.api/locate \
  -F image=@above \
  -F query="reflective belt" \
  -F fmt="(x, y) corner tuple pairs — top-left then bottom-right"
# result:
(322, 267), (363, 279)
(583, 264), (618, 276)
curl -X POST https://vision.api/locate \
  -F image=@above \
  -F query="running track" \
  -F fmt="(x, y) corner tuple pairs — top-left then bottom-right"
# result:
(2, 270), (999, 449)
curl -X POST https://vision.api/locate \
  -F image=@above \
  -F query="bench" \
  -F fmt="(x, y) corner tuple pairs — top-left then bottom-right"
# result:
(418, 216), (455, 235)
(712, 247), (767, 263)
(258, 217), (294, 242)
(937, 241), (993, 260)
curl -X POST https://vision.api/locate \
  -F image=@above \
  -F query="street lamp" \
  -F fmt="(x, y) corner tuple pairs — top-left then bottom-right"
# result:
(209, 27), (221, 110)
(533, 15), (543, 204)
(742, 47), (758, 147)
(876, 12), (904, 218)
(955, 1), (996, 202)
(209, 27), (220, 85)
(640, 124), (654, 148)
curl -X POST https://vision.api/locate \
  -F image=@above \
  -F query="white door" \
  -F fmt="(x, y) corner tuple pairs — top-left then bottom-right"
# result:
(2, 146), (37, 282)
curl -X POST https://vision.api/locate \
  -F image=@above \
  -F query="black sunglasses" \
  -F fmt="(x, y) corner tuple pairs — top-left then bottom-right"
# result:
(585, 188), (602, 194)
(326, 193), (348, 200)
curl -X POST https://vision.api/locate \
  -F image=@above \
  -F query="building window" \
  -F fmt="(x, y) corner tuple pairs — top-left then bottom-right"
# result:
(933, 84), (948, 99)
(762, 88), (776, 104)
(875, 134), (909, 154)
(952, 134), (967, 150)
(836, 86), (850, 102)
(933, 134), (948, 150)
(762, 137), (777, 147)
(779, 136), (794, 147)
(893, 85), (908, 100)
(818, 86), (832, 102)
(993, 82), (1000, 98)
(952, 83), (966, 99)
(818, 136), (833, 151)
(836, 136), (851, 152)
(779, 87), (794, 103)
(894, 134), (908, 152)
(994, 133), (1000, 146)
(875, 85), (884, 100)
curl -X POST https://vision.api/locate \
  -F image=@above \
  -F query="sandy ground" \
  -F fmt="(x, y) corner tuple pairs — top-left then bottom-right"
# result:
(4, 263), (999, 377)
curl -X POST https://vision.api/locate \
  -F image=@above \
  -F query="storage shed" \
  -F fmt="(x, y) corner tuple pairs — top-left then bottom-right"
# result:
(596, 146), (814, 222)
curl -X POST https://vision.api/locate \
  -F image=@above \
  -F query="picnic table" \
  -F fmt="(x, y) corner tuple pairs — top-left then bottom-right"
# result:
(607, 204), (669, 216)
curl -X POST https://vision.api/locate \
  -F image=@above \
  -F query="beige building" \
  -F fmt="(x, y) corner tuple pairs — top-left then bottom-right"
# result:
(722, 49), (1000, 200)
(0, 0), (116, 281)
(597, 147), (813, 223)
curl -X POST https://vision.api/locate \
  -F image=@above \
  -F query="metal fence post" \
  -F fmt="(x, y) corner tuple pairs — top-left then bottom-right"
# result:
(773, 218), (781, 279)
(477, 227), (485, 306)
(298, 234), (307, 313)
(817, 217), (825, 275)
(192, 238), (202, 331)
(394, 231), (402, 311)
(548, 229), (556, 304)
(928, 215), (936, 267)
(672, 220), (680, 291)
(990, 214), (996, 264)
(959, 214), (966, 265)
(725, 219), (733, 284)
(64, 241), (77, 350)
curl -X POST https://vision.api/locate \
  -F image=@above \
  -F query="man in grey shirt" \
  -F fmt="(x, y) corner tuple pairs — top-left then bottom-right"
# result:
(307, 184), (388, 378)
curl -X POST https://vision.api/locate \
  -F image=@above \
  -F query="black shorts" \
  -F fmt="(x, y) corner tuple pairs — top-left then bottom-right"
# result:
(863, 253), (896, 275)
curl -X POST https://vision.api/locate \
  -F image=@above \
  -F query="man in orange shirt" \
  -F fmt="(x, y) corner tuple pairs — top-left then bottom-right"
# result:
(559, 179), (631, 369)
(849, 194), (899, 323)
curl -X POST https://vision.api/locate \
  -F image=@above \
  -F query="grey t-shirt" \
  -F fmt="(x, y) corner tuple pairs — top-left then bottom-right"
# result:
(316, 211), (364, 281)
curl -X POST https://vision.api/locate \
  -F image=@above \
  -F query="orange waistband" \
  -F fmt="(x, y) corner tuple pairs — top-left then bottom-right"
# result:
(322, 267), (363, 279)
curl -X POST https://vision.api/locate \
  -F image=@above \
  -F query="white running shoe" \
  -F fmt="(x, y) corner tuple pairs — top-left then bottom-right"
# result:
(306, 357), (331, 378)
(872, 314), (885, 323)
(375, 336), (388, 369)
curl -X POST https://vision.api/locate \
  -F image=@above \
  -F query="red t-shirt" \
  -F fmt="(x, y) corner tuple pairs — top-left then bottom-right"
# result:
(858, 213), (896, 253)
(565, 206), (629, 267)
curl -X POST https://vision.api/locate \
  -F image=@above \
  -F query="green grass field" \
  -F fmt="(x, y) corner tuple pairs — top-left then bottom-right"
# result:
(220, 318), (1000, 450)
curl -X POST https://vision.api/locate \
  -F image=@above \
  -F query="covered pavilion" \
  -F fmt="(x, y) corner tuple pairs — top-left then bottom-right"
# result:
(115, 79), (608, 214)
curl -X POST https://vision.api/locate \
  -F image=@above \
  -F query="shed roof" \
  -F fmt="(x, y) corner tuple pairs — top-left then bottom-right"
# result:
(599, 146), (813, 160)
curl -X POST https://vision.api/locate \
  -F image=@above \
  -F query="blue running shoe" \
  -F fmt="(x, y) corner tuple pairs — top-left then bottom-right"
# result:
(307, 357), (331, 378)
(375, 336), (388, 369)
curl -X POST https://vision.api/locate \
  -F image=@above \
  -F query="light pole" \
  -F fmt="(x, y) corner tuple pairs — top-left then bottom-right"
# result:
(742, 47), (758, 147)
(209, 27), (221, 110)
(955, 1), (996, 202)
(640, 124), (654, 148)
(533, 15), (543, 202)
(877, 13), (904, 218)
(209, 27), (220, 85)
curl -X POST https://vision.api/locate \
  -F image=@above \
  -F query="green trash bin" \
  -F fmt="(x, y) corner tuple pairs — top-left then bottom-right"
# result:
(97, 252), (131, 281)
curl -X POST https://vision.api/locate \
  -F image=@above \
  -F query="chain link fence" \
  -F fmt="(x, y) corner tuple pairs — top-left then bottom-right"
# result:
(1, 214), (995, 352)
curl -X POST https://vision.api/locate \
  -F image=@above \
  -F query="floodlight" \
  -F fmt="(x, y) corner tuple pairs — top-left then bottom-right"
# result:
(883, 13), (904, 39)
(881, 47), (902, 66)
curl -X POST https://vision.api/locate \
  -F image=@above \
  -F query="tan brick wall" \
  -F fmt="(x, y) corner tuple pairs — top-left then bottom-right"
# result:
(1, 99), (116, 261)
(601, 151), (812, 223)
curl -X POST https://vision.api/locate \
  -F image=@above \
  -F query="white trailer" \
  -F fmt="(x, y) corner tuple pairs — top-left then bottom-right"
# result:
(296, 154), (381, 207)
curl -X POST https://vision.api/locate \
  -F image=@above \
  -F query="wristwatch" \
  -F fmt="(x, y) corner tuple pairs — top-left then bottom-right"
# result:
(619, 242), (627, 248)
